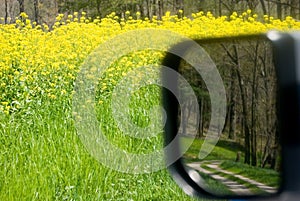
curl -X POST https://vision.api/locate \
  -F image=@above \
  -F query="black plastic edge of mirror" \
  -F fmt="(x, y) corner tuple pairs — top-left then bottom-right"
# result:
(162, 31), (300, 200)
(270, 31), (300, 197)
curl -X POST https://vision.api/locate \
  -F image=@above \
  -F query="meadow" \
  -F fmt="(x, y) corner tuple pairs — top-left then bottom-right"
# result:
(0, 10), (299, 200)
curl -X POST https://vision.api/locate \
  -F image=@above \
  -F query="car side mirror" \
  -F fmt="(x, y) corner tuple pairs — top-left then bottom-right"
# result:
(162, 31), (300, 200)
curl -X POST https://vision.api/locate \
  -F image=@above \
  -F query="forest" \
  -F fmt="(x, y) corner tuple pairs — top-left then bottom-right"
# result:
(1, 0), (300, 26)
(179, 37), (278, 169)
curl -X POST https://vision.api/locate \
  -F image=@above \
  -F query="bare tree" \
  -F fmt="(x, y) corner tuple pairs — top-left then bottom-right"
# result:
(246, 0), (259, 10)
(17, 0), (24, 13)
(259, 0), (267, 15)
(34, 0), (39, 23)
(221, 43), (252, 164)
(228, 68), (237, 140)
(4, 0), (8, 23)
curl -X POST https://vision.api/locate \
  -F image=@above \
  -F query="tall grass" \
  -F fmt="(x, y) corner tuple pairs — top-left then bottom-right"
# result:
(0, 100), (196, 200)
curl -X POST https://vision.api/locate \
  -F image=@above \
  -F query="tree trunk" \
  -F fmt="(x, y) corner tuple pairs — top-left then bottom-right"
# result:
(243, 116), (251, 165)
(221, 43), (251, 165)
(250, 43), (259, 167)
(219, 0), (222, 16)
(228, 68), (236, 140)
(158, 0), (162, 19)
(277, 0), (282, 19)
(176, 0), (184, 10)
(34, 0), (39, 24)
(272, 93), (281, 170)
(236, 67), (251, 165)
(17, 0), (25, 14)
(290, 0), (298, 18)
(261, 134), (271, 168)
(95, 0), (102, 17)
(137, 2), (144, 18)
(259, 0), (267, 15)
(299, 0), (300, 19)
(246, 0), (258, 11)
(153, 0), (158, 17)
(4, 0), (8, 24)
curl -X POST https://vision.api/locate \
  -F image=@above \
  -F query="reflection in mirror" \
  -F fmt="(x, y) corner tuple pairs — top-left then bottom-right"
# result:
(177, 38), (281, 196)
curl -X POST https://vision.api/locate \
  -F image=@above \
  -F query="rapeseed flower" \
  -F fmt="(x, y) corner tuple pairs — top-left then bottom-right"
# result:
(0, 10), (300, 115)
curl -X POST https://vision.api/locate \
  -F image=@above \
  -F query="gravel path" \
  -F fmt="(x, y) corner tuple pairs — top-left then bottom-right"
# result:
(186, 161), (277, 195)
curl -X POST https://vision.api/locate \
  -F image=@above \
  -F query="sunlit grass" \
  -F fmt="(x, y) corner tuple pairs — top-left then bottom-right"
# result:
(220, 161), (280, 188)
(0, 102), (195, 200)
(182, 137), (243, 162)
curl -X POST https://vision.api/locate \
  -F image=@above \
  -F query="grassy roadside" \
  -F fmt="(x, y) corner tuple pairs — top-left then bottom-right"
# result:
(219, 161), (280, 188)
(182, 137), (280, 195)
(0, 102), (196, 201)
(201, 164), (268, 194)
(197, 171), (233, 195)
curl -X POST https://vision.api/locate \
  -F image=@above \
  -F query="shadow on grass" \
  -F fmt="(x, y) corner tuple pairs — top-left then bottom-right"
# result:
(216, 139), (245, 153)
(182, 137), (245, 162)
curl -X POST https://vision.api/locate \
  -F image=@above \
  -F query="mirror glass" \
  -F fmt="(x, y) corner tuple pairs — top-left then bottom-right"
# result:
(176, 37), (281, 196)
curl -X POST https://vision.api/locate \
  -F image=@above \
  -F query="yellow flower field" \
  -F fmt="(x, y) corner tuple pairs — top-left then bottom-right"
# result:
(0, 10), (299, 115)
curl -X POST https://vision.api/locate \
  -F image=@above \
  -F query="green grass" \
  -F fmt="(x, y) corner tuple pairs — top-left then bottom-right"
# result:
(197, 171), (232, 196)
(0, 99), (196, 200)
(219, 161), (280, 188)
(182, 137), (244, 162)
(201, 164), (266, 194)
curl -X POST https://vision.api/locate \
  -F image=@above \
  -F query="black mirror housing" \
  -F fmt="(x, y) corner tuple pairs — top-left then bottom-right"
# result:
(162, 31), (300, 200)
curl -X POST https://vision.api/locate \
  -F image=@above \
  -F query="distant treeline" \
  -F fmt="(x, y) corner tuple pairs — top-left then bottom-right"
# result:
(1, 0), (300, 26)
(180, 39), (279, 169)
